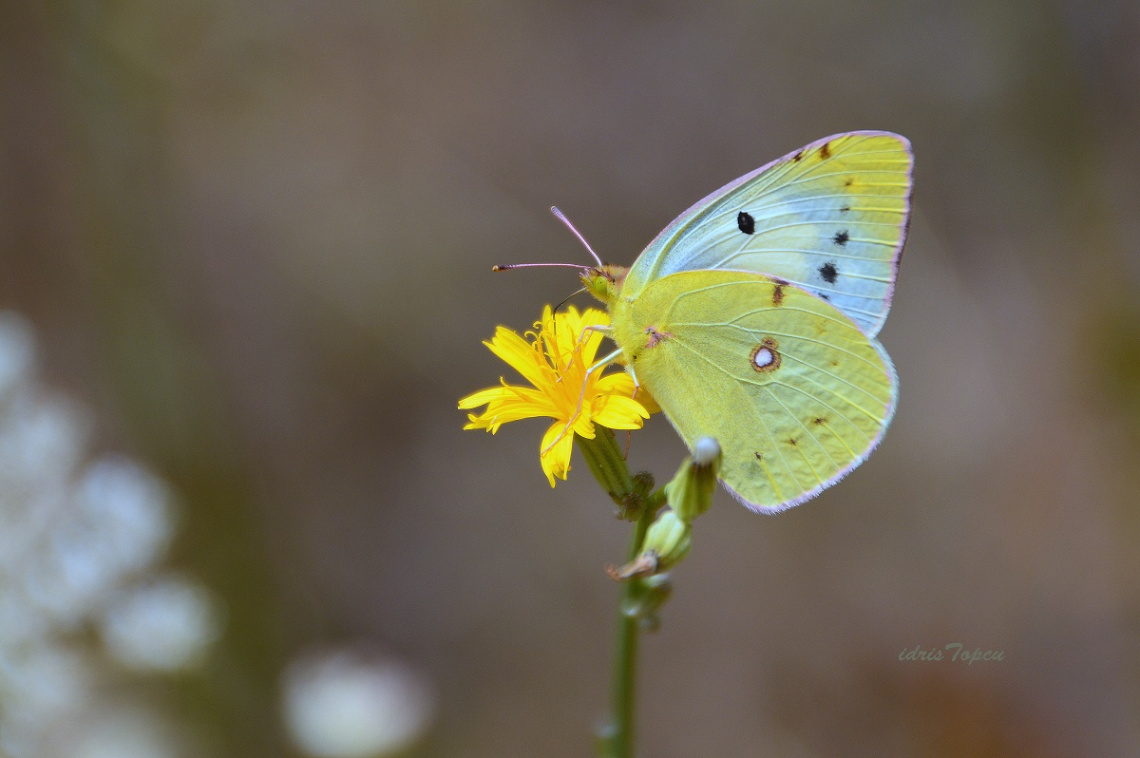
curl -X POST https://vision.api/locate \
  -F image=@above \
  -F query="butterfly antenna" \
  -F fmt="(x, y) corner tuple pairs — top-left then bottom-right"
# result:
(550, 206), (604, 267)
(491, 262), (591, 272)
(492, 207), (606, 271)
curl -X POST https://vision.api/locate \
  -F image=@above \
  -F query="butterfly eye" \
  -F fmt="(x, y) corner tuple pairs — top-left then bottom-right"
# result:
(749, 338), (781, 373)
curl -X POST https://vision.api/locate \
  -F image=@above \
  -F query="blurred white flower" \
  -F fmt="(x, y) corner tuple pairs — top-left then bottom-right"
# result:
(73, 456), (176, 574)
(20, 457), (174, 629)
(283, 650), (435, 758)
(0, 643), (93, 757)
(0, 311), (217, 758)
(0, 643), (92, 723)
(67, 708), (178, 758)
(101, 576), (223, 671)
(0, 392), (89, 507)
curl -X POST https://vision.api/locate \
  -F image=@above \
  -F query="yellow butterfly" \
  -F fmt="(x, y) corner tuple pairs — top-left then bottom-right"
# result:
(516, 132), (912, 512)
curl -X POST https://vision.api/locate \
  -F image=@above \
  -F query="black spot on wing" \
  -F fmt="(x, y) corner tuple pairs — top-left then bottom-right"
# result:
(839, 205), (850, 213)
(792, 151), (804, 162)
(737, 211), (755, 234)
(819, 262), (839, 284)
(833, 230), (849, 246)
(819, 141), (831, 159)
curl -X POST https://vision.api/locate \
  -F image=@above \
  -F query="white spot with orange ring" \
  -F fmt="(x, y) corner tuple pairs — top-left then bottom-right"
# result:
(749, 339), (781, 373)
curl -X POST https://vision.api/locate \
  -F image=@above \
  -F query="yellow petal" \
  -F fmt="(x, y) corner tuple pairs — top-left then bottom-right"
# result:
(591, 393), (650, 429)
(633, 388), (660, 414)
(467, 392), (561, 430)
(542, 308), (575, 372)
(457, 385), (517, 409)
(459, 384), (560, 429)
(460, 382), (550, 410)
(580, 329), (604, 366)
(484, 327), (546, 388)
(595, 372), (660, 414)
(578, 311), (609, 365)
(550, 307), (602, 366)
(571, 413), (596, 439)
(539, 421), (576, 487)
(594, 371), (635, 395)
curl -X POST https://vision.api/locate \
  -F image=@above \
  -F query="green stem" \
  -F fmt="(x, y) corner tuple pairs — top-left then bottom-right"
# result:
(575, 428), (658, 758)
(608, 507), (655, 758)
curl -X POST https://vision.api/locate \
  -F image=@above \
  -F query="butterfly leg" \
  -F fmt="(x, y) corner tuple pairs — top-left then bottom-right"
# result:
(625, 366), (647, 459)
(557, 324), (615, 382)
(626, 362), (640, 389)
(540, 348), (624, 455)
(588, 348), (624, 371)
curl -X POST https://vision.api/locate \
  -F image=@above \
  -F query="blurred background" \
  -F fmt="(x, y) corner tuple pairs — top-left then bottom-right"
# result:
(2, 1), (1139, 756)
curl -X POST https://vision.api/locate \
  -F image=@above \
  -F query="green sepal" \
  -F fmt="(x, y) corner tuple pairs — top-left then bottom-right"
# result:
(640, 509), (692, 571)
(576, 426), (634, 507)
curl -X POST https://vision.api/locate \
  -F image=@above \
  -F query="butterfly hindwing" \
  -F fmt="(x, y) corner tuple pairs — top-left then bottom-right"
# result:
(611, 269), (896, 512)
(621, 131), (912, 338)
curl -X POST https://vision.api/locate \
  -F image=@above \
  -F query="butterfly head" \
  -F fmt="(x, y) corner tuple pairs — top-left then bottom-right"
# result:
(582, 264), (628, 305)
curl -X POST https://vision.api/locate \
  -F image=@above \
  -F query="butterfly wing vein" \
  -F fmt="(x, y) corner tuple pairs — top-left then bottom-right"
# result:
(623, 131), (913, 337)
(616, 271), (896, 512)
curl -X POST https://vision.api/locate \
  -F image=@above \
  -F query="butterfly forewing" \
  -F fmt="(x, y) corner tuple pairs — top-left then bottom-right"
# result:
(622, 132), (912, 338)
(612, 269), (896, 512)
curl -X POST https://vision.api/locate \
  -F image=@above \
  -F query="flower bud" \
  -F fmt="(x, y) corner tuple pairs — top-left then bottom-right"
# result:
(664, 437), (721, 523)
(605, 509), (692, 581)
(614, 470), (657, 522)
(620, 573), (673, 630)
(640, 509), (691, 571)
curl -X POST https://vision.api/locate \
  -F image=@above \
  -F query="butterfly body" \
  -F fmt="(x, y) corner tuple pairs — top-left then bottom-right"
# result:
(586, 131), (912, 512)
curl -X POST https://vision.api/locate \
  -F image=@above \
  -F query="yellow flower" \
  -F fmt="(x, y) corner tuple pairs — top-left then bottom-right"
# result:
(459, 305), (658, 486)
